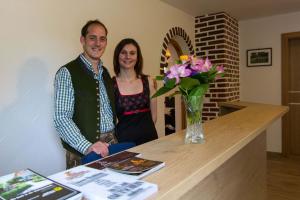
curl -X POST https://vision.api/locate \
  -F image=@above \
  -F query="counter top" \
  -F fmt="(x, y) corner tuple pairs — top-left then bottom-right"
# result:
(130, 102), (288, 199)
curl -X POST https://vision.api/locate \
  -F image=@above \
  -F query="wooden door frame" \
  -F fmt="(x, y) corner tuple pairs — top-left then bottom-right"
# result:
(167, 39), (187, 129)
(281, 31), (300, 156)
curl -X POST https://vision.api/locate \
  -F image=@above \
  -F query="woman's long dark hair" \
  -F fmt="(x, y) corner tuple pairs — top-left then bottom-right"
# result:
(113, 38), (144, 77)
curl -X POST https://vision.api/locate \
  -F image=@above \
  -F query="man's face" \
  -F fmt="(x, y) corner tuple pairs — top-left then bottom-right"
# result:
(80, 24), (107, 62)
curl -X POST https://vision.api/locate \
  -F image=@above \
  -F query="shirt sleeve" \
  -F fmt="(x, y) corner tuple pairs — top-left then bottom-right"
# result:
(53, 67), (92, 154)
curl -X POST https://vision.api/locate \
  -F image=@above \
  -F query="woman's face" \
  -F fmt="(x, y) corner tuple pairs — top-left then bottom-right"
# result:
(119, 44), (138, 70)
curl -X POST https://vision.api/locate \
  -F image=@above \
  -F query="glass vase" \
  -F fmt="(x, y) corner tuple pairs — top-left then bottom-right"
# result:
(183, 95), (205, 144)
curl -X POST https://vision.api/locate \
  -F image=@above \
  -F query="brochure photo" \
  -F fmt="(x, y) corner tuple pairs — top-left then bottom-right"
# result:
(0, 169), (81, 200)
(87, 151), (140, 170)
(108, 157), (164, 174)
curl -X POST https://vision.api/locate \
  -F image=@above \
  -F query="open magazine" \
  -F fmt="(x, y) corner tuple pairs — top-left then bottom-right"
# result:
(0, 169), (82, 200)
(86, 151), (165, 179)
(49, 165), (157, 200)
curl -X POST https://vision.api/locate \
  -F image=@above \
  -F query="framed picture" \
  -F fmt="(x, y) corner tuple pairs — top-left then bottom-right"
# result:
(247, 48), (272, 67)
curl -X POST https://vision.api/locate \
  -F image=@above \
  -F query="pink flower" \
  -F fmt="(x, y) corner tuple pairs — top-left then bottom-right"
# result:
(190, 57), (212, 72)
(201, 58), (212, 72)
(216, 65), (224, 73)
(167, 64), (192, 83)
(152, 55), (225, 99)
(191, 57), (205, 72)
(216, 65), (224, 78)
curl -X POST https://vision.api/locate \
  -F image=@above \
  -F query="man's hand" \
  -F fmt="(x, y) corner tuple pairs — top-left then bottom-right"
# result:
(86, 141), (109, 157)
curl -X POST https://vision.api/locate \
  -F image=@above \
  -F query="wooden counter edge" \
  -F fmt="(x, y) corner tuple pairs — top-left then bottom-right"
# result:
(149, 102), (289, 200)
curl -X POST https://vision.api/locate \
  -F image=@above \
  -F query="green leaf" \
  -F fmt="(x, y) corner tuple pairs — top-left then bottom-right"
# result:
(179, 87), (188, 96)
(185, 84), (208, 111)
(191, 72), (210, 84)
(179, 77), (200, 90)
(151, 86), (174, 98)
(165, 78), (176, 89)
(189, 84), (209, 97)
(207, 71), (217, 82)
(187, 95), (204, 112)
(155, 75), (164, 80)
(175, 60), (182, 64)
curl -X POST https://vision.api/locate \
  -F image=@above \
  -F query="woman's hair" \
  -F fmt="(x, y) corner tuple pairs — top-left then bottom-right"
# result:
(113, 38), (144, 77)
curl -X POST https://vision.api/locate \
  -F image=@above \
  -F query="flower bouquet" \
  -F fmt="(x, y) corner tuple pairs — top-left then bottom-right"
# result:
(152, 55), (224, 143)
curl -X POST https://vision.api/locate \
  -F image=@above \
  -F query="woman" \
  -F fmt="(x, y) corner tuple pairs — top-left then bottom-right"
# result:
(113, 38), (158, 145)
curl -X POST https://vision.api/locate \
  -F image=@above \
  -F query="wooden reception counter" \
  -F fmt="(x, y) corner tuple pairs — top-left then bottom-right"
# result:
(131, 102), (288, 200)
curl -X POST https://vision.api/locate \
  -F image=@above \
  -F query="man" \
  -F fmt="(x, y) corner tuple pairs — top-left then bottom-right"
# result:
(54, 20), (117, 168)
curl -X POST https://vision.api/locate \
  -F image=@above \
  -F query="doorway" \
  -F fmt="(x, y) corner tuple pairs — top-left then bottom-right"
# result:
(282, 32), (300, 156)
(164, 38), (188, 135)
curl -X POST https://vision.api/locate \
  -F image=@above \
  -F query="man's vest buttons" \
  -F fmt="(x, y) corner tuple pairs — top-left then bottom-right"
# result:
(96, 135), (99, 140)
(96, 130), (100, 133)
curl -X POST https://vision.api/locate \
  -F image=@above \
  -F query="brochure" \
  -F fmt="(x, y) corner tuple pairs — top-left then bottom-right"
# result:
(49, 165), (157, 200)
(86, 151), (165, 179)
(0, 169), (82, 200)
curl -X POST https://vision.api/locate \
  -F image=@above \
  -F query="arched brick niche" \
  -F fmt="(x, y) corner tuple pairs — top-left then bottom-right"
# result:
(160, 27), (194, 74)
(159, 27), (194, 135)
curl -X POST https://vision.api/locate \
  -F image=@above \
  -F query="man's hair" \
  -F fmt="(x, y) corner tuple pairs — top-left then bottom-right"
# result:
(81, 19), (108, 37)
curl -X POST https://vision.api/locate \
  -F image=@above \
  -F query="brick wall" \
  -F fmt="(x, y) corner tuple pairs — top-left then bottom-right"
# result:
(195, 12), (240, 121)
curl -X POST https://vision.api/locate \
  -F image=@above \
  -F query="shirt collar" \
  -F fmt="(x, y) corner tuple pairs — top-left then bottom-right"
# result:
(79, 53), (103, 76)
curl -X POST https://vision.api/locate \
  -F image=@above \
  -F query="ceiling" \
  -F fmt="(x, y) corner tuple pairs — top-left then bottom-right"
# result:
(161, 0), (300, 20)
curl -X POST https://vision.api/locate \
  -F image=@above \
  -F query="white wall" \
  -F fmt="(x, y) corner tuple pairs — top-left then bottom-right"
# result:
(0, 0), (194, 176)
(239, 11), (300, 152)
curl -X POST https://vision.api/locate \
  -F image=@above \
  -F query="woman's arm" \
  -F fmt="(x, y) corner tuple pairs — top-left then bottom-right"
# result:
(148, 76), (157, 123)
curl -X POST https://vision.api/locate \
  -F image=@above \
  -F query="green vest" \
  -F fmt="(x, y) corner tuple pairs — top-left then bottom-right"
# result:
(62, 57), (116, 157)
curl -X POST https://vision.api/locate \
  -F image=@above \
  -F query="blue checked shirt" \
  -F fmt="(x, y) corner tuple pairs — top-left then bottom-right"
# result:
(54, 54), (114, 154)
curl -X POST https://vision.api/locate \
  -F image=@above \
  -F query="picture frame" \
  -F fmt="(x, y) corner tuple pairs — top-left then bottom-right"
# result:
(247, 48), (272, 67)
